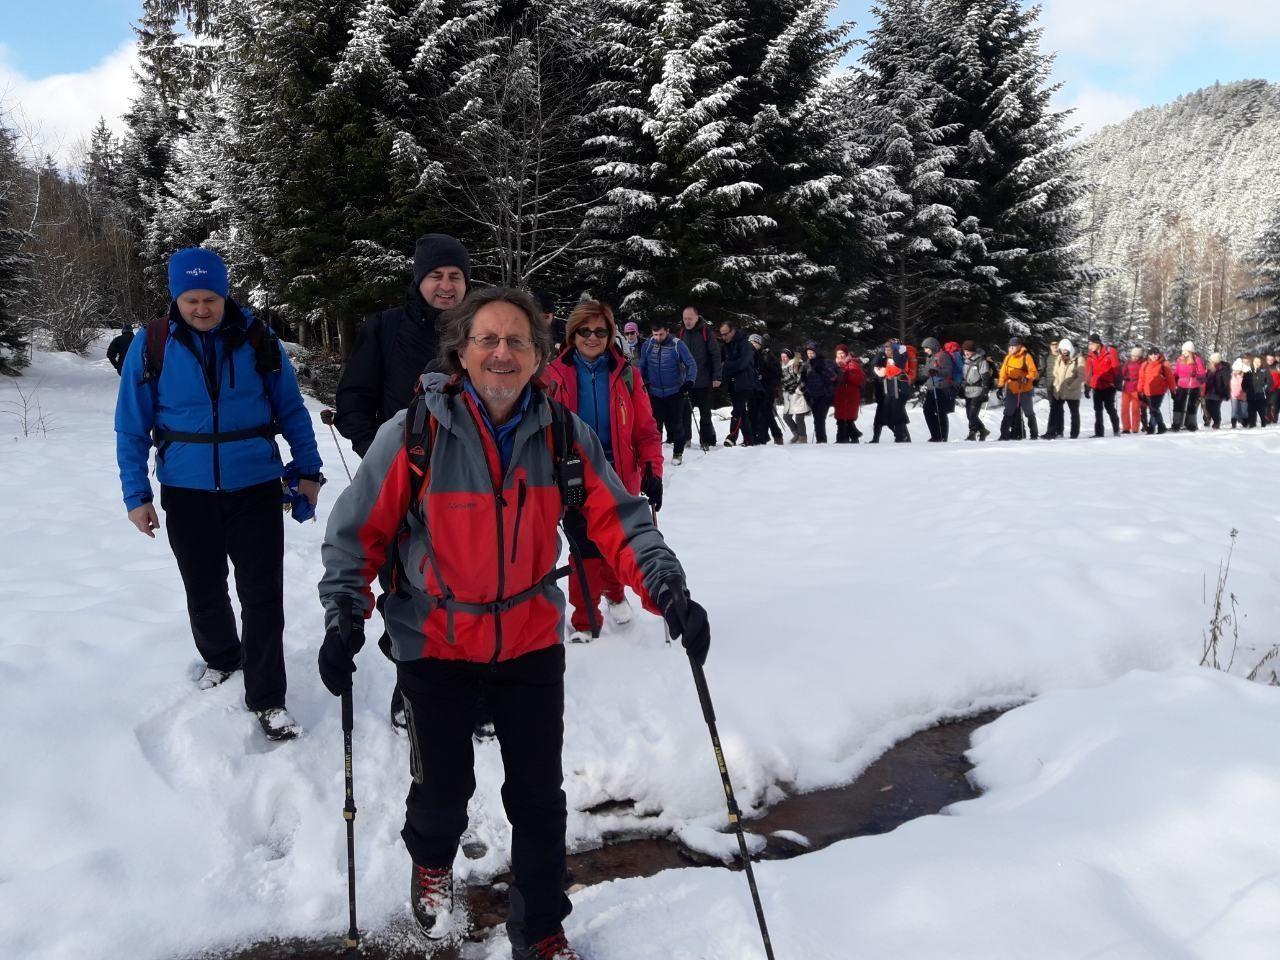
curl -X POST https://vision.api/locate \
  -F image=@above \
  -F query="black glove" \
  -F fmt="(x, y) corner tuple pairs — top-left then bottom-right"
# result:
(318, 601), (365, 697)
(680, 382), (691, 396)
(642, 468), (663, 512)
(659, 579), (710, 666)
(996, 387), (1006, 401)
(1084, 386), (1092, 399)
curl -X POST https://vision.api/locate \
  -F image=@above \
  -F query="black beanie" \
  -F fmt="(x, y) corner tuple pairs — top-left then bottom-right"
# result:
(1088, 333), (1102, 345)
(413, 234), (471, 287)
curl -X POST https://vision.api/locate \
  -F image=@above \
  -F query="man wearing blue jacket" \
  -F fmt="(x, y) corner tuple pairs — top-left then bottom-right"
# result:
(115, 248), (323, 741)
(638, 319), (697, 465)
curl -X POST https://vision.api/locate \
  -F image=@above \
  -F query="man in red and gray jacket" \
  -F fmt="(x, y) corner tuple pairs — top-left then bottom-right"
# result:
(316, 287), (709, 960)
(1085, 333), (1122, 437)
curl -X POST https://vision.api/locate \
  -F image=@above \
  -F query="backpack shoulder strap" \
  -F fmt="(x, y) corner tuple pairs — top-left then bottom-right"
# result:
(142, 314), (169, 383)
(547, 398), (585, 512)
(621, 360), (635, 394)
(403, 385), (440, 525)
(245, 314), (283, 378)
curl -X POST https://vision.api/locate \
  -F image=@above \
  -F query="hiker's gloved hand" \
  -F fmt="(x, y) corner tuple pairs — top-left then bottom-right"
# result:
(642, 468), (663, 513)
(659, 579), (710, 667)
(318, 602), (365, 697)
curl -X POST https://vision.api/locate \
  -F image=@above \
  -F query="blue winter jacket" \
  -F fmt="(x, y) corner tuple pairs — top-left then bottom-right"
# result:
(115, 300), (322, 511)
(573, 351), (613, 462)
(637, 336), (697, 399)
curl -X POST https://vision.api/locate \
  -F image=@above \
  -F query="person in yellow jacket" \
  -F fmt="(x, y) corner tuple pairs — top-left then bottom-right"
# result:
(997, 336), (1039, 440)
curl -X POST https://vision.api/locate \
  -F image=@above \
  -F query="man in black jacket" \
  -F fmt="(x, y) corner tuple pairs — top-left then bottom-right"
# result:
(718, 320), (760, 445)
(106, 322), (135, 375)
(335, 234), (471, 457)
(334, 234), (471, 729)
(749, 333), (784, 445)
(676, 306), (723, 450)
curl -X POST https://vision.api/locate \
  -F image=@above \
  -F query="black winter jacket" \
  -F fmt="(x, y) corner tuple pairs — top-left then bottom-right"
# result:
(335, 285), (445, 457)
(676, 321), (723, 388)
(720, 334), (759, 393)
(1205, 363), (1231, 401)
(801, 354), (839, 403)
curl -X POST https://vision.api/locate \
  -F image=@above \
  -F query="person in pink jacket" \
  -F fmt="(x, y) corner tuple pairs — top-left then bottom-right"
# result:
(1119, 346), (1145, 434)
(1171, 341), (1206, 432)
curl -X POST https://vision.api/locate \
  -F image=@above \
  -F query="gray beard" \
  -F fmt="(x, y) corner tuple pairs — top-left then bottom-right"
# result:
(477, 382), (520, 406)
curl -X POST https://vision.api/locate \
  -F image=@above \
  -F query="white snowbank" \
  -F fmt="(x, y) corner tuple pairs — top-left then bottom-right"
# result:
(3, 346), (1278, 959)
(543, 668), (1280, 960)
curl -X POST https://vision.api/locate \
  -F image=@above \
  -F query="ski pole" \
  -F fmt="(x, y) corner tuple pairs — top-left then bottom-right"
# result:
(321, 409), (353, 482)
(679, 617), (776, 960)
(341, 691), (360, 958)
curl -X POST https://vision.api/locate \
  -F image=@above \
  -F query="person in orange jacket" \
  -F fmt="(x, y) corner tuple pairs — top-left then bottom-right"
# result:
(997, 336), (1038, 440)
(1118, 346), (1145, 434)
(1138, 348), (1176, 434)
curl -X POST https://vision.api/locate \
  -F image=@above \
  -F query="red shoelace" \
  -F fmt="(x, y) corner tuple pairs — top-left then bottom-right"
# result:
(530, 930), (581, 960)
(414, 865), (450, 904)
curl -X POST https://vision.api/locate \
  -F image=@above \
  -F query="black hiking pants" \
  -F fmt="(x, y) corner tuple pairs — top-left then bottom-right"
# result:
(1092, 387), (1120, 436)
(727, 389), (756, 444)
(964, 396), (988, 437)
(809, 399), (831, 443)
(398, 645), (570, 947)
(1171, 388), (1200, 431)
(1049, 398), (1080, 438)
(685, 386), (717, 447)
(161, 480), (285, 711)
(922, 389), (951, 441)
(649, 392), (688, 457)
(1206, 397), (1223, 429)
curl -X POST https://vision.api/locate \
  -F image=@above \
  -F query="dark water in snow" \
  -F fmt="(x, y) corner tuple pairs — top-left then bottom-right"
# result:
(193, 709), (1008, 959)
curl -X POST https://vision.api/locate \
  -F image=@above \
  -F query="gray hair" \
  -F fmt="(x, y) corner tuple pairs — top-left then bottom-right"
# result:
(439, 287), (551, 377)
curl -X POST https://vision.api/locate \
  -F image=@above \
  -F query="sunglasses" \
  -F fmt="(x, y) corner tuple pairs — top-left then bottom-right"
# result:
(576, 327), (610, 340)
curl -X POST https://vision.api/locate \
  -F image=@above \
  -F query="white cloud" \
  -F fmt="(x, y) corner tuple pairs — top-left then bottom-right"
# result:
(0, 41), (138, 167)
(1057, 86), (1146, 140)
(1040, 0), (1280, 69)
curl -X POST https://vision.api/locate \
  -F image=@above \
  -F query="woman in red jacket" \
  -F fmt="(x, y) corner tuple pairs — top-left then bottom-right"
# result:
(833, 344), (865, 443)
(544, 301), (662, 641)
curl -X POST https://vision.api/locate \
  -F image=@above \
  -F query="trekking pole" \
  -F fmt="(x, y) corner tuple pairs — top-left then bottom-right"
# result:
(679, 629), (776, 960)
(341, 691), (360, 958)
(321, 409), (354, 482)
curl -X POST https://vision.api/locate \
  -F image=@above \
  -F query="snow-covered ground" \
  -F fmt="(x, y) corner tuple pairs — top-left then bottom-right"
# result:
(4, 345), (1280, 960)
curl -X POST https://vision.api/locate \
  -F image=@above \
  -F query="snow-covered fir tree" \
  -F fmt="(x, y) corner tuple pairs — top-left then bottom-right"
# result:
(0, 125), (32, 374)
(856, 0), (977, 342)
(1240, 206), (1280, 350)
(924, 0), (1087, 345)
(119, 0), (191, 303)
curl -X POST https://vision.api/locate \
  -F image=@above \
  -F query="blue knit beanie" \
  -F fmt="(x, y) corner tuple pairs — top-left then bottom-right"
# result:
(168, 248), (229, 301)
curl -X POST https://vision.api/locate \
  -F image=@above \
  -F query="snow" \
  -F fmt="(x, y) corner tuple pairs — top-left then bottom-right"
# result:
(5, 343), (1280, 959)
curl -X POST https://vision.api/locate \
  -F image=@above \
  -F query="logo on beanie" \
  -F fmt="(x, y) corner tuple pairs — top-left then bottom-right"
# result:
(186, 267), (209, 277)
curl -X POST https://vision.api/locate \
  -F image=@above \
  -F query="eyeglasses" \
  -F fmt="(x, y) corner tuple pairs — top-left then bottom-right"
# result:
(467, 334), (535, 352)
(575, 327), (610, 340)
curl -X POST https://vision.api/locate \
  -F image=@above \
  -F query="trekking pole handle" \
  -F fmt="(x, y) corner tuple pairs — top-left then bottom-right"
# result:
(690, 658), (716, 726)
(321, 408), (335, 426)
(342, 689), (354, 734)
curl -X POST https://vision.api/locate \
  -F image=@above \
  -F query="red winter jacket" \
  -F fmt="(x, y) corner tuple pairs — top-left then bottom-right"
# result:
(834, 358), (865, 420)
(1087, 346), (1120, 389)
(544, 346), (662, 495)
(1120, 360), (1143, 393)
(317, 374), (683, 664)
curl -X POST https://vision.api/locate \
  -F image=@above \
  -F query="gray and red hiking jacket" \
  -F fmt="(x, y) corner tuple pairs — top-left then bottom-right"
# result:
(318, 373), (684, 663)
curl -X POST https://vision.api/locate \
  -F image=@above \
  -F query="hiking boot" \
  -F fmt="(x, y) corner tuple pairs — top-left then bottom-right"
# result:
(474, 719), (496, 741)
(567, 630), (597, 644)
(390, 686), (408, 732)
(256, 707), (301, 742)
(606, 597), (632, 626)
(410, 864), (456, 939)
(512, 929), (586, 960)
(196, 664), (239, 691)
(672, 454), (682, 466)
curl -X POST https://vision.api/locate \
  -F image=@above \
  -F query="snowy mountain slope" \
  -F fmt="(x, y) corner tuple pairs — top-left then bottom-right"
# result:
(1077, 80), (1280, 268)
(4, 345), (1280, 960)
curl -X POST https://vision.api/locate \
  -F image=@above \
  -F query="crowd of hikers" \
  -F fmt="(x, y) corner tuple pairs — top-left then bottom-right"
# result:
(111, 232), (1276, 960)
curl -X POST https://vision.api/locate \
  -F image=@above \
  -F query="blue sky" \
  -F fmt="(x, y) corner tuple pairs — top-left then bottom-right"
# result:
(2, 0), (1279, 160)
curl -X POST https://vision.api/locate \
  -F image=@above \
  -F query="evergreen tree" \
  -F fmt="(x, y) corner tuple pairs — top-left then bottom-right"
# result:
(0, 125), (32, 374)
(1241, 206), (1280, 350)
(924, 0), (1087, 347)
(119, 0), (190, 304)
(1166, 264), (1194, 347)
(857, 0), (976, 343)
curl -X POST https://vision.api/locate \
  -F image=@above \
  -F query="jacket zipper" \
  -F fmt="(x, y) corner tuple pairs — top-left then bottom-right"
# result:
(510, 479), (526, 564)
(208, 337), (224, 491)
(493, 488), (507, 663)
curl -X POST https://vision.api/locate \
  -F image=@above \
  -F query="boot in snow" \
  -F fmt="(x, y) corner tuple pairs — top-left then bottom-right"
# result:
(256, 707), (301, 742)
(197, 663), (240, 690)
(567, 629), (598, 644)
(411, 864), (457, 939)
(606, 597), (633, 626)
(1027, 416), (1039, 440)
(512, 929), (586, 960)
